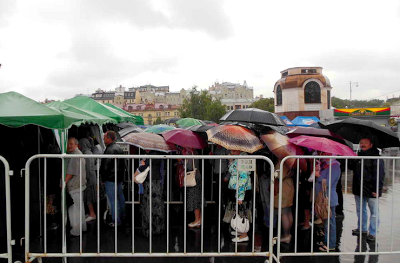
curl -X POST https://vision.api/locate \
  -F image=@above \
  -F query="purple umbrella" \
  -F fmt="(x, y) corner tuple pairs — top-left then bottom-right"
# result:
(289, 135), (356, 156)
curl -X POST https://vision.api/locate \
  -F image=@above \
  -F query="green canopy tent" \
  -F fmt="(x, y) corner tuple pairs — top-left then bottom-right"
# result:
(64, 96), (141, 124)
(104, 103), (144, 125)
(45, 101), (117, 126)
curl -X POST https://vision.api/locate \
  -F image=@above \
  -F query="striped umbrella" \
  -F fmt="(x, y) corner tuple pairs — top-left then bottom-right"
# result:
(206, 125), (264, 153)
(122, 132), (177, 153)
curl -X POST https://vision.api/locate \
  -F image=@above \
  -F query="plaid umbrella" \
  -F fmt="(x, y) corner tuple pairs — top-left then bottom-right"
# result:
(206, 125), (264, 153)
(122, 132), (177, 153)
(144, 124), (176, 134)
(261, 131), (307, 171)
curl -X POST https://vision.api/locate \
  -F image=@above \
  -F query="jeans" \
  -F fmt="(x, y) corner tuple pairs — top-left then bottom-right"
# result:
(324, 207), (336, 248)
(354, 195), (379, 236)
(105, 181), (126, 225)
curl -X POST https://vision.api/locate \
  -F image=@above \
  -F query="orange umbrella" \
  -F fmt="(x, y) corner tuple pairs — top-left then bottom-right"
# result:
(261, 130), (307, 171)
(206, 125), (264, 153)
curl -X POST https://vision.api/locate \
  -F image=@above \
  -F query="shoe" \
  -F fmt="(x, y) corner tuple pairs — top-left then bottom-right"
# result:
(366, 234), (376, 242)
(232, 236), (249, 243)
(319, 245), (335, 252)
(314, 218), (323, 225)
(85, 216), (96, 222)
(352, 229), (368, 236)
(280, 235), (292, 243)
(188, 221), (201, 228)
(231, 231), (243, 236)
(108, 222), (115, 228)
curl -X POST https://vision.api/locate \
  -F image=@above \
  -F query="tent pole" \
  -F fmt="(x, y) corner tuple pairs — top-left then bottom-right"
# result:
(38, 126), (43, 240)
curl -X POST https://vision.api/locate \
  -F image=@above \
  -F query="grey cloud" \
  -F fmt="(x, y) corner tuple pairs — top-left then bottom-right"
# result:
(308, 49), (400, 99)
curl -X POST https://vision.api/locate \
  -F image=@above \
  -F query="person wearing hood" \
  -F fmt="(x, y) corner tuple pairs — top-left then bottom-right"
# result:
(79, 138), (97, 222)
(351, 137), (385, 242)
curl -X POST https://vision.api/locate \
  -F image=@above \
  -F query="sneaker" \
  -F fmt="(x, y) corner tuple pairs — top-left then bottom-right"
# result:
(366, 234), (376, 242)
(85, 216), (96, 222)
(232, 236), (249, 243)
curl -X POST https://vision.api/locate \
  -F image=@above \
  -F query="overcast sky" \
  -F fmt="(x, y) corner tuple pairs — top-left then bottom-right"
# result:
(1, 0), (400, 102)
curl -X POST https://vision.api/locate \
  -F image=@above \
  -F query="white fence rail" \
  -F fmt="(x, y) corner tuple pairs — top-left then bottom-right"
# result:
(0, 155), (12, 263)
(276, 155), (400, 262)
(24, 154), (275, 262)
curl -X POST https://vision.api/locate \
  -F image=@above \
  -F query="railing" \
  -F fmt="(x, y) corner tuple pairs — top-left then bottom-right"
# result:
(275, 155), (400, 262)
(0, 155), (12, 263)
(24, 154), (275, 262)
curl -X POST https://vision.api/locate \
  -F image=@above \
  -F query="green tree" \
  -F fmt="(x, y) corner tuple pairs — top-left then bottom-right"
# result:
(154, 117), (163, 125)
(249, 97), (275, 112)
(178, 87), (227, 123)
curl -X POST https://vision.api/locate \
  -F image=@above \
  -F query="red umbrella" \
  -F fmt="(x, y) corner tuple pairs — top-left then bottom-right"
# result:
(288, 135), (356, 156)
(162, 128), (208, 149)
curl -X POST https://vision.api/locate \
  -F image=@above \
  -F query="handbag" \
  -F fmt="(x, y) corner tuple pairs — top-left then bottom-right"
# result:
(315, 179), (330, 220)
(230, 212), (250, 234)
(185, 158), (197, 187)
(223, 201), (235, 223)
(134, 166), (150, 184)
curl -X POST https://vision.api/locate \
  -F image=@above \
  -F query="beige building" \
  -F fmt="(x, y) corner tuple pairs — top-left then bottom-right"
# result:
(124, 103), (180, 125)
(208, 81), (254, 110)
(274, 67), (332, 119)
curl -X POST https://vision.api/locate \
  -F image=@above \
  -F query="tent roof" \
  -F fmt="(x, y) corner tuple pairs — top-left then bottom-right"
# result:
(46, 101), (117, 126)
(64, 96), (138, 124)
(104, 103), (144, 125)
(291, 116), (320, 126)
(0, 91), (85, 129)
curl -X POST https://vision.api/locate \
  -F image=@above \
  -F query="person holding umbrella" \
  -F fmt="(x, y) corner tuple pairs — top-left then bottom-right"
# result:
(314, 151), (341, 252)
(350, 137), (385, 242)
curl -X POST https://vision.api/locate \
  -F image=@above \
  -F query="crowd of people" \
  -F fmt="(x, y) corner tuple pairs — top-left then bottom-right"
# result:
(59, 128), (385, 253)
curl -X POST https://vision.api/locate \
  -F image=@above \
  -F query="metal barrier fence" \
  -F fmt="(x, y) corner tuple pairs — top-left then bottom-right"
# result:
(24, 154), (275, 262)
(275, 155), (400, 262)
(0, 156), (12, 263)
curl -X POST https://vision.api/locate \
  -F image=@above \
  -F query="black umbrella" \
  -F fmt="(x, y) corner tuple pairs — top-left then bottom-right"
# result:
(186, 124), (215, 133)
(324, 117), (400, 148)
(219, 108), (286, 126)
(164, 117), (181, 124)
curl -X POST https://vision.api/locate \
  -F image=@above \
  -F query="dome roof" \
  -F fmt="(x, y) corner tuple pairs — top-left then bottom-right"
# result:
(275, 73), (331, 89)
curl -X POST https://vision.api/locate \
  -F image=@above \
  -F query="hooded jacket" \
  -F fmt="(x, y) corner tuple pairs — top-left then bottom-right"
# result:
(351, 147), (385, 198)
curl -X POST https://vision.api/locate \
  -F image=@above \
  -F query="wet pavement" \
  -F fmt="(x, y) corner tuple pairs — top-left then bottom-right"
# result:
(10, 175), (400, 263)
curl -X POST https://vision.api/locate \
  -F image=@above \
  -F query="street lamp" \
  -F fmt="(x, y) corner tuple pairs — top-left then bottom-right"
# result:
(350, 81), (359, 102)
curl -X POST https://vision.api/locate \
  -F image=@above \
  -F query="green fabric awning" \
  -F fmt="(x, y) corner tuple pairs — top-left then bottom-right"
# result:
(45, 101), (117, 126)
(0, 91), (87, 129)
(104, 103), (144, 125)
(64, 96), (139, 124)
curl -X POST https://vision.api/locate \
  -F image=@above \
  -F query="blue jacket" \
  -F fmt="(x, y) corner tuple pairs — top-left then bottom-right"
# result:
(315, 161), (341, 207)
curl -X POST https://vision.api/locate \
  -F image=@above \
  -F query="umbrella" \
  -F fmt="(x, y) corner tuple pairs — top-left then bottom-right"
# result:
(289, 135), (356, 156)
(118, 126), (143, 138)
(221, 121), (288, 135)
(323, 117), (400, 148)
(144, 124), (176, 134)
(162, 128), (208, 149)
(117, 122), (140, 129)
(286, 127), (350, 146)
(260, 131), (307, 171)
(164, 117), (181, 125)
(219, 108), (286, 126)
(186, 125), (215, 133)
(206, 125), (264, 153)
(176, 118), (205, 128)
(122, 132), (177, 153)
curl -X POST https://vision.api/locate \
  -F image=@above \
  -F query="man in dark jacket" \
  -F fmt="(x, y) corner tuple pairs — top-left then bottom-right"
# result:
(351, 137), (385, 241)
(100, 131), (126, 227)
